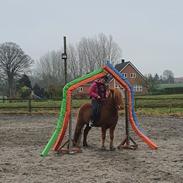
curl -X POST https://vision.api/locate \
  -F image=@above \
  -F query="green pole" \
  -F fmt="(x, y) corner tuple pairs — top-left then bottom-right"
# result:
(41, 68), (105, 156)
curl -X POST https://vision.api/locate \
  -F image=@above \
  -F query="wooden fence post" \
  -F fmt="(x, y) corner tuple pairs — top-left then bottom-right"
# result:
(169, 103), (172, 114)
(28, 99), (32, 113)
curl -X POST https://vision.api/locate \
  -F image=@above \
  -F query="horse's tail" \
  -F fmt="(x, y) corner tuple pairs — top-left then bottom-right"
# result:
(73, 114), (84, 147)
(73, 103), (91, 147)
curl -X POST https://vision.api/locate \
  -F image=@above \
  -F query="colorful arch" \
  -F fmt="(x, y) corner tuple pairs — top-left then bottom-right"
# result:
(41, 64), (157, 157)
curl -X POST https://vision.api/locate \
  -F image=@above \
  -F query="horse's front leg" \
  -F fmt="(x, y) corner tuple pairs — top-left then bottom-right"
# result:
(83, 124), (91, 147)
(109, 127), (115, 151)
(101, 127), (107, 150)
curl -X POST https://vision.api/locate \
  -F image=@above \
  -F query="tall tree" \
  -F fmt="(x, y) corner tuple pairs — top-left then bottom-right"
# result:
(0, 42), (33, 97)
(35, 33), (122, 88)
(162, 70), (174, 84)
(36, 46), (79, 87)
(67, 44), (79, 79)
(96, 33), (121, 66)
(36, 50), (65, 88)
(18, 74), (32, 89)
(0, 78), (7, 96)
(145, 74), (157, 93)
(154, 73), (160, 83)
(77, 33), (121, 75)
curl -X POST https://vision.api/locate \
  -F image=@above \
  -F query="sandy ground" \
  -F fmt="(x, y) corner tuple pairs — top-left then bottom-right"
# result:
(0, 113), (183, 183)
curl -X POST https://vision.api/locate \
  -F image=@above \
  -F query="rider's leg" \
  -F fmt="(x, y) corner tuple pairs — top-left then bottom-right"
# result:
(89, 99), (99, 127)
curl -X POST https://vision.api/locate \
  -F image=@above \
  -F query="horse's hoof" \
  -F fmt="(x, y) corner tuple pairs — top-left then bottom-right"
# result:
(110, 146), (116, 151)
(83, 143), (88, 147)
(73, 145), (81, 149)
(100, 146), (106, 151)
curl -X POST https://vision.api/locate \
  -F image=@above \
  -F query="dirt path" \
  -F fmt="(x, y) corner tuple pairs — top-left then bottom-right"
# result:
(0, 114), (183, 183)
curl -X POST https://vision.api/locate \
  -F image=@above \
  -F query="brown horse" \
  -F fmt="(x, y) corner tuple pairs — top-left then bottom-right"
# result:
(73, 88), (124, 150)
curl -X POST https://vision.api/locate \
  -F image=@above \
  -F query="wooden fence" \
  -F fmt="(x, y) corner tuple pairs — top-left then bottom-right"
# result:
(0, 98), (62, 113)
(0, 97), (183, 114)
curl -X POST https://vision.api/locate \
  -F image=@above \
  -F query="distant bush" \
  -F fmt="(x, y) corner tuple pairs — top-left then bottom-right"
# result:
(19, 86), (31, 99)
(150, 87), (183, 95)
(163, 87), (183, 94)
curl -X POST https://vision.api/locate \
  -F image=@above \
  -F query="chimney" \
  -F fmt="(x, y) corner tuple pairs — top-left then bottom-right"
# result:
(121, 59), (125, 63)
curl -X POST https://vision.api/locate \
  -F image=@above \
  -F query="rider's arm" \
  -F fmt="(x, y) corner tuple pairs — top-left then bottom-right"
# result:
(88, 82), (100, 99)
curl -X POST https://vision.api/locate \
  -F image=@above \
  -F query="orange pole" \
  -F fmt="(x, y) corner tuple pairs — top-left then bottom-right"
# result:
(103, 66), (157, 149)
(53, 72), (106, 151)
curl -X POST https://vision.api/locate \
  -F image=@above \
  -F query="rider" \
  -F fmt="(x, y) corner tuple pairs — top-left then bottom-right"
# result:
(88, 75), (109, 127)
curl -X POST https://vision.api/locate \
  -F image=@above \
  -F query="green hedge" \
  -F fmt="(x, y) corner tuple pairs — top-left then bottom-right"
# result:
(151, 87), (183, 95)
(163, 87), (183, 94)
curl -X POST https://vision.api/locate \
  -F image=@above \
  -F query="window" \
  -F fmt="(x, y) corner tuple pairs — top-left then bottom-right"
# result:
(130, 73), (136, 78)
(122, 73), (127, 78)
(78, 87), (83, 92)
(133, 85), (143, 92)
(137, 85), (142, 92)
(133, 85), (138, 92)
(140, 86), (143, 92)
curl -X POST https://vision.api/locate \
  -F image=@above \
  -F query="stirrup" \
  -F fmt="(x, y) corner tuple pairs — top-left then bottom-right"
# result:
(89, 121), (94, 127)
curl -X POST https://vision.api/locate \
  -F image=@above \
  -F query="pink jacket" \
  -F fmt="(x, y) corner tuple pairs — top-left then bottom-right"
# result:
(88, 81), (106, 100)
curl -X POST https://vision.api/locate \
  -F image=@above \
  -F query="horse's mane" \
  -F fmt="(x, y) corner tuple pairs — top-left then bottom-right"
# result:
(109, 88), (124, 107)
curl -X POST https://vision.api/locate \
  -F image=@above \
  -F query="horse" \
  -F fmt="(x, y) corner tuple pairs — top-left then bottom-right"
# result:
(73, 88), (124, 150)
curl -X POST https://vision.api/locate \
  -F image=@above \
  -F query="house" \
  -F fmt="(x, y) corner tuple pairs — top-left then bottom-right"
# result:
(73, 83), (91, 99)
(74, 59), (147, 98)
(109, 59), (148, 95)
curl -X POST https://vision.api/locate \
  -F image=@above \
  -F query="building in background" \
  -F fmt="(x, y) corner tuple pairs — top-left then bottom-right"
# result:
(109, 59), (148, 95)
(74, 59), (148, 98)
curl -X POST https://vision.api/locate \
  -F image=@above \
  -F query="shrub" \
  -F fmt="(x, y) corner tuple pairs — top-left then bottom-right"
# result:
(19, 86), (31, 99)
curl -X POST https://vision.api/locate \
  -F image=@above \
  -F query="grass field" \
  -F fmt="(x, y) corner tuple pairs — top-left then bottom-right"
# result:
(0, 94), (183, 116)
(134, 94), (183, 116)
(135, 94), (183, 108)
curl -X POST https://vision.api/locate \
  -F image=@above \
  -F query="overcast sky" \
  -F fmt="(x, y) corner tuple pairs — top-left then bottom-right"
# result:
(0, 0), (183, 77)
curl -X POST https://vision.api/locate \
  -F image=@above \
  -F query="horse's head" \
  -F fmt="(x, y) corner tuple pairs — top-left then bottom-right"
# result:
(107, 88), (124, 110)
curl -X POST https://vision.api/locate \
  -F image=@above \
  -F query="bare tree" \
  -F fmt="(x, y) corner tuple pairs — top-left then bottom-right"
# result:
(77, 33), (121, 74)
(67, 44), (79, 79)
(77, 38), (96, 74)
(36, 45), (81, 88)
(34, 33), (122, 88)
(163, 70), (174, 83)
(36, 50), (64, 88)
(0, 42), (33, 97)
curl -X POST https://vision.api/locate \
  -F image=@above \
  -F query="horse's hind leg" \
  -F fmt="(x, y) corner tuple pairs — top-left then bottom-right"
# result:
(73, 123), (84, 147)
(109, 127), (115, 151)
(83, 124), (91, 147)
(101, 128), (107, 150)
